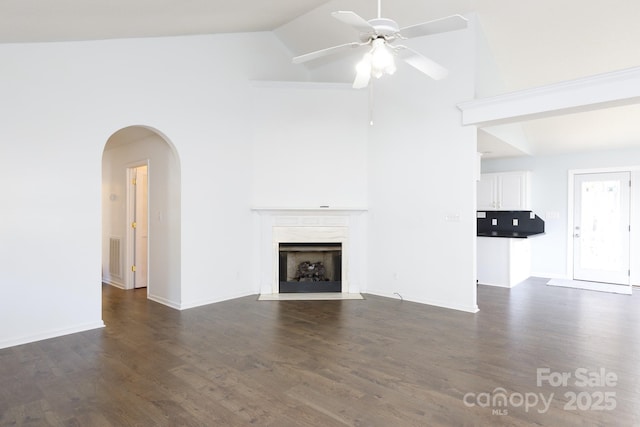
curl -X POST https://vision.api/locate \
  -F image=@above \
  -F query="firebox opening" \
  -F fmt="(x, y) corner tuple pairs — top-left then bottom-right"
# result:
(279, 242), (342, 293)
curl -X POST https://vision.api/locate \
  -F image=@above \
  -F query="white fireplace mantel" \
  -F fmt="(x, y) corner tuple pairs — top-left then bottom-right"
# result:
(252, 207), (367, 297)
(251, 207), (367, 213)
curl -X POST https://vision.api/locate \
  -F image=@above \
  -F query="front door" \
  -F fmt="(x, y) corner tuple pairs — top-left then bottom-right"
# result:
(573, 172), (630, 285)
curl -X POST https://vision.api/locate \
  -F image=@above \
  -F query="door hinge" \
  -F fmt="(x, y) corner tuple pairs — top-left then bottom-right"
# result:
(628, 269), (631, 277)
(131, 265), (136, 272)
(132, 178), (137, 185)
(131, 222), (137, 229)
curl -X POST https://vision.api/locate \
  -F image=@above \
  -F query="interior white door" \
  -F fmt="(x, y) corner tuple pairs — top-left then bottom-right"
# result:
(133, 165), (149, 289)
(573, 172), (630, 285)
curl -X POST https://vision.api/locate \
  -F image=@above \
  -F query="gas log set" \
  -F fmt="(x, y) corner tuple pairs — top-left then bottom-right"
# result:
(295, 261), (329, 282)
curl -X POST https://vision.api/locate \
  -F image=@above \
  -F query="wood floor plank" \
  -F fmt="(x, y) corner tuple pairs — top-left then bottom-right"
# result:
(1, 278), (640, 426)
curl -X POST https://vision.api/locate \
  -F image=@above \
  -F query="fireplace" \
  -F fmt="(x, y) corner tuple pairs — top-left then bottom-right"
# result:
(252, 207), (367, 297)
(279, 243), (342, 293)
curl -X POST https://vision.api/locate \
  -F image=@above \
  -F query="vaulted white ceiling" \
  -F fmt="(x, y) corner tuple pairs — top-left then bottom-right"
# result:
(0, 0), (331, 42)
(3, 0), (640, 158)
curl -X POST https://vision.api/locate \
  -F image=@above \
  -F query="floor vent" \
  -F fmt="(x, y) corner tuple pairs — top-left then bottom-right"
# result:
(109, 237), (121, 278)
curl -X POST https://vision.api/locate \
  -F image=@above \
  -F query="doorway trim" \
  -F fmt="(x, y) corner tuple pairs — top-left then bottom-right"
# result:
(126, 160), (150, 294)
(567, 166), (640, 287)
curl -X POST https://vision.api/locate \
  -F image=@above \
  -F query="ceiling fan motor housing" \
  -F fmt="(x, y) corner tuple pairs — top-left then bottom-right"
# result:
(367, 18), (399, 37)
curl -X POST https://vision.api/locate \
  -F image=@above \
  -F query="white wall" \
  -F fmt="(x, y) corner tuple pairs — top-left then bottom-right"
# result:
(102, 129), (181, 306)
(0, 18), (481, 347)
(250, 82), (368, 208)
(474, 14), (506, 99)
(0, 31), (305, 348)
(365, 16), (479, 312)
(482, 147), (640, 283)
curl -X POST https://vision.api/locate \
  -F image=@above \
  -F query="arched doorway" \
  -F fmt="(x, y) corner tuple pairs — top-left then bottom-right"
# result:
(101, 126), (181, 307)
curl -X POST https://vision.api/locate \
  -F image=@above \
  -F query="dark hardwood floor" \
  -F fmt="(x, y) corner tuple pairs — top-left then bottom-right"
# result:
(1, 278), (639, 426)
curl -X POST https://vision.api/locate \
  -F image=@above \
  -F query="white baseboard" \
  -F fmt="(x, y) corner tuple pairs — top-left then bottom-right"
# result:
(130, 291), (258, 311)
(103, 279), (126, 289)
(0, 321), (105, 350)
(530, 272), (569, 280)
(179, 291), (255, 310)
(364, 290), (480, 313)
(478, 281), (519, 288)
(147, 293), (182, 310)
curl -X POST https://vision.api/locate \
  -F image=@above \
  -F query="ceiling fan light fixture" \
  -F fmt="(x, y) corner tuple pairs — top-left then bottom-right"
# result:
(370, 38), (395, 77)
(384, 60), (397, 76)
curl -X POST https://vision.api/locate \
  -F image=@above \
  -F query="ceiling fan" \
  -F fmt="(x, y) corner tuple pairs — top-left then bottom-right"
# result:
(292, 0), (468, 89)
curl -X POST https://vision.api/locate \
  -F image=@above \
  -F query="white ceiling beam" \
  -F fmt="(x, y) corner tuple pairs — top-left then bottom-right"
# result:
(457, 66), (640, 127)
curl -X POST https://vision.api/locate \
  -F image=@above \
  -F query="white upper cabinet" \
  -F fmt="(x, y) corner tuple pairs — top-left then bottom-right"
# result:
(477, 174), (498, 210)
(478, 171), (531, 210)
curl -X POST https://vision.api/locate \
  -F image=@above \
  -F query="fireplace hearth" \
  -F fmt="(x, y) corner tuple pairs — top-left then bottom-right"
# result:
(279, 243), (342, 293)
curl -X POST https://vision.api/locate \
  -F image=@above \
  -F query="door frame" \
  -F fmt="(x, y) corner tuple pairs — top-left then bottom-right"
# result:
(126, 160), (150, 294)
(567, 166), (640, 287)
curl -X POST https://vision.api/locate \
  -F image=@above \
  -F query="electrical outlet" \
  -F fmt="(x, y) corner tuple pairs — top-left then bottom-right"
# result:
(513, 219), (519, 226)
(492, 219), (498, 226)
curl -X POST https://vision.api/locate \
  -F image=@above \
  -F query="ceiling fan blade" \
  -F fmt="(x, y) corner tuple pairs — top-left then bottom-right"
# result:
(353, 58), (372, 89)
(292, 42), (363, 64)
(332, 11), (375, 34)
(399, 14), (468, 39)
(353, 71), (371, 89)
(394, 45), (448, 80)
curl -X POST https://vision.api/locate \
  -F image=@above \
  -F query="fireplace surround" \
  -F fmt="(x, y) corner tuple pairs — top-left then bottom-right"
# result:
(252, 208), (367, 298)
